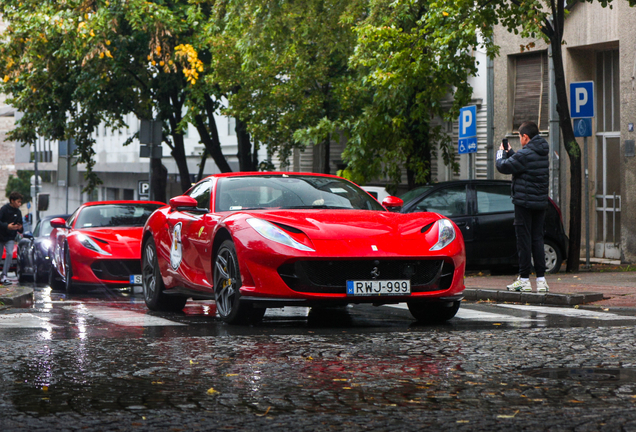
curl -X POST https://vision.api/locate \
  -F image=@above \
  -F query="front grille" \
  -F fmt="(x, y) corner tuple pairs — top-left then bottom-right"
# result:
(279, 259), (444, 294)
(91, 260), (141, 281)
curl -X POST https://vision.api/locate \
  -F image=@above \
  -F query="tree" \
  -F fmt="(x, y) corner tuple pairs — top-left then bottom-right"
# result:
(0, 0), (245, 199)
(206, 0), (363, 172)
(5, 170), (33, 203)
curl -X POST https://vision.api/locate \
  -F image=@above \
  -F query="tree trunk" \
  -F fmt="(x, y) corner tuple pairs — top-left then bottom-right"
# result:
(194, 114), (233, 173)
(236, 118), (255, 171)
(550, 15), (581, 273)
(170, 132), (192, 192)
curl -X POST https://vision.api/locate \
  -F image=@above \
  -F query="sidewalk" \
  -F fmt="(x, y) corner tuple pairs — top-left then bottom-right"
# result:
(0, 284), (34, 309)
(464, 264), (636, 308)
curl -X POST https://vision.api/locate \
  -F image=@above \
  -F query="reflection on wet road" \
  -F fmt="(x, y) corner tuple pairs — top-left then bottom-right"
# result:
(0, 286), (635, 341)
(1, 286), (636, 431)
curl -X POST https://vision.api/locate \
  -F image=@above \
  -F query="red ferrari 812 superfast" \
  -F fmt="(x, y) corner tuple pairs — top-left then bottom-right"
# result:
(142, 173), (466, 325)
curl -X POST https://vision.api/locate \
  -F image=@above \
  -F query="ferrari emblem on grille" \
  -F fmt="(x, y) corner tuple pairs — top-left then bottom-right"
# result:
(371, 245), (378, 251)
(370, 266), (380, 279)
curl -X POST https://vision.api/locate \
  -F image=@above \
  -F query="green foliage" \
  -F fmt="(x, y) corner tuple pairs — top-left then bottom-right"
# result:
(6, 170), (33, 203)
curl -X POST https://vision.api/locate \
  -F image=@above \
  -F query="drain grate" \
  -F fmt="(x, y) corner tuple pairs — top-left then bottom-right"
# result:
(524, 368), (636, 383)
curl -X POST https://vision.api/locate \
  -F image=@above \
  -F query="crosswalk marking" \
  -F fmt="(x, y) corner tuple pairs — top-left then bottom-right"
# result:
(83, 306), (186, 327)
(495, 304), (636, 321)
(385, 303), (538, 322)
(0, 313), (58, 329)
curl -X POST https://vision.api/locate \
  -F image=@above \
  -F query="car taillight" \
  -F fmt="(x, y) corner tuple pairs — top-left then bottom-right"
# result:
(549, 197), (563, 225)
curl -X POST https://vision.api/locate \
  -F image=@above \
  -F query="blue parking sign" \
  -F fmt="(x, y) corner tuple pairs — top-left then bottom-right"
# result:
(570, 81), (594, 118)
(458, 106), (477, 154)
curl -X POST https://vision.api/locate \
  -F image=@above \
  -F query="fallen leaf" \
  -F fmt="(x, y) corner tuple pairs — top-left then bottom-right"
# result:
(497, 410), (520, 419)
(255, 406), (271, 417)
(226, 374), (238, 377)
(456, 420), (469, 423)
(207, 387), (219, 395)
(333, 379), (348, 382)
(569, 399), (584, 403)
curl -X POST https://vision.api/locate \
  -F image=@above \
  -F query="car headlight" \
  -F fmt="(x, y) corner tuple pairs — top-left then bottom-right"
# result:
(77, 233), (112, 256)
(41, 239), (52, 251)
(247, 218), (314, 252)
(429, 219), (456, 251)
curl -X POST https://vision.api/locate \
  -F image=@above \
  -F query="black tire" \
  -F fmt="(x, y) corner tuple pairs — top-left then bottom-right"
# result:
(407, 300), (460, 323)
(142, 237), (187, 312)
(213, 240), (265, 325)
(544, 239), (563, 274)
(16, 259), (27, 283)
(64, 246), (78, 294)
(48, 263), (65, 291)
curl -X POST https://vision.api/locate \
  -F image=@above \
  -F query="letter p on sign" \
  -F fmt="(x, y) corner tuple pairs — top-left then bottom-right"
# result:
(459, 106), (477, 139)
(570, 81), (594, 118)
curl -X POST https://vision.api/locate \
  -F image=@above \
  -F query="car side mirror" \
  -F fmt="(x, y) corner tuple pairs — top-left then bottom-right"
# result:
(22, 233), (33, 239)
(50, 218), (69, 229)
(169, 195), (205, 212)
(382, 196), (403, 212)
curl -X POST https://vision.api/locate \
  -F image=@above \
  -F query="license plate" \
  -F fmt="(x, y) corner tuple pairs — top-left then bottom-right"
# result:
(346, 280), (411, 296)
(130, 274), (142, 285)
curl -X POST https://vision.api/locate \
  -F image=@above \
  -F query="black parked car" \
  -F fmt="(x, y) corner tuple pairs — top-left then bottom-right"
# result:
(17, 214), (70, 283)
(399, 180), (568, 274)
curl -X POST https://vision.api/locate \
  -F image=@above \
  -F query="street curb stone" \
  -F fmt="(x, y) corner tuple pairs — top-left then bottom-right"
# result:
(464, 288), (605, 306)
(0, 287), (34, 308)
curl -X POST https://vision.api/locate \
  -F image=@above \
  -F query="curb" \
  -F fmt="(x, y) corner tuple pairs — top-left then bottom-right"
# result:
(463, 289), (605, 306)
(0, 287), (34, 308)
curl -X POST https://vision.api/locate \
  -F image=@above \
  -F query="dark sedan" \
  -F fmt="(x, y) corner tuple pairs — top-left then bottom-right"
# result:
(400, 180), (568, 274)
(17, 214), (70, 283)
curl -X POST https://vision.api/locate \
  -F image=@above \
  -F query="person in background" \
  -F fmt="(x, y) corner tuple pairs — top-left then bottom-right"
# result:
(496, 121), (550, 293)
(0, 191), (24, 285)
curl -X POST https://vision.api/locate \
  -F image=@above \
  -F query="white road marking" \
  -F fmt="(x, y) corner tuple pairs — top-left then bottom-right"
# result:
(496, 304), (636, 320)
(84, 306), (186, 327)
(384, 303), (539, 322)
(0, 313), (58, 328)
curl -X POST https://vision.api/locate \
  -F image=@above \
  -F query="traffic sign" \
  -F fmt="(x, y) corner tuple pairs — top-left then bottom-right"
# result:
(573, 118), (592, 137)
(570, 81), (594, 118)
(459, 106), (477, 154)
(138, 180), (150, 198)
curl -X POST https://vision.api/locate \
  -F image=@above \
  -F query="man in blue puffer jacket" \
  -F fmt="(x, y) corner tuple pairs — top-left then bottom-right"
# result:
(496, 121), (550, 293)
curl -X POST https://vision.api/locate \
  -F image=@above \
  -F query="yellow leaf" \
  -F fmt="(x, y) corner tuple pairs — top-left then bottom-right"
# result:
(207, 387), (219, 395)
(225, 373), (238, 377)
(456, 420), (469, 423)
(3, 75), (9, 82)
(106, 40), (111, 45)
(442, 11), (449, 16)
(42, 386), (49, 391)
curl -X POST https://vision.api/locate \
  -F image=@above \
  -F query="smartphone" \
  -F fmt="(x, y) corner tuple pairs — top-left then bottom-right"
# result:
(502, 138), (509, 150)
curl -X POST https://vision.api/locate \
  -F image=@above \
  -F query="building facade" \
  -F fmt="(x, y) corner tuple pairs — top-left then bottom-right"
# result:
(493, 2), (636, 262)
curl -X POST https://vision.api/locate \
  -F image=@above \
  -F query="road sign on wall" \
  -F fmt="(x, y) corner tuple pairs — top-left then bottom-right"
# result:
(458, 105), (477, 154)
(570, 81), (594, 119)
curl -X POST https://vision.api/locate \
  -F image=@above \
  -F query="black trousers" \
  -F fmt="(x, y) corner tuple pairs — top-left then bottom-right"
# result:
(514, 205), (546, 278)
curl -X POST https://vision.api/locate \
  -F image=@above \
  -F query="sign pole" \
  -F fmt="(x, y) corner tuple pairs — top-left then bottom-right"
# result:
(584, 135), (590, 269)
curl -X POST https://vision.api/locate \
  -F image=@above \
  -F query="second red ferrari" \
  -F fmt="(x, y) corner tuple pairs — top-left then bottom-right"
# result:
(49, 200), (165, 293)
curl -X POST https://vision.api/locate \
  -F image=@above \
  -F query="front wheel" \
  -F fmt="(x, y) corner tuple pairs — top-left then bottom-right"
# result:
(16, 259), (28, 283)
(64, 246), (78, 294)
(48, 263), (65, 291)
(142, 237), (187, 312)
(214, 240), (265, 325)
(407, 301), (460, 324)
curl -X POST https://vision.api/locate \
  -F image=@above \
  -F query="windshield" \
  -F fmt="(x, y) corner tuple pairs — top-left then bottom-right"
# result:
(74, 204), (163, 228)
(215, 176), (385, 212)
(400, 185), (435, 205)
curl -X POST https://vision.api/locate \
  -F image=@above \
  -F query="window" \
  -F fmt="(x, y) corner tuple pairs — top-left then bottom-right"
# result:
(475, 184), (514, 214)
(123, 189), (134, 200)
(596, 49), (620, 133)
(106, 187), (119, 200)
(511, 51), (549, 132)
(228, 117), (236, 136)
(188, 181), (211, 210)
(413, 186), (467, 216)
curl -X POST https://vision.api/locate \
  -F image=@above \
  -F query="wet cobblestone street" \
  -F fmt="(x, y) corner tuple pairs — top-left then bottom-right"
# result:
(2, 324), (636, 431)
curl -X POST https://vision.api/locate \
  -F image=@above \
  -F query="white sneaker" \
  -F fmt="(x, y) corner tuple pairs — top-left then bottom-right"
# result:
(1, 276), (11, 285)
(536, 279), (550, 292)
(507, 277), (532, 292)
